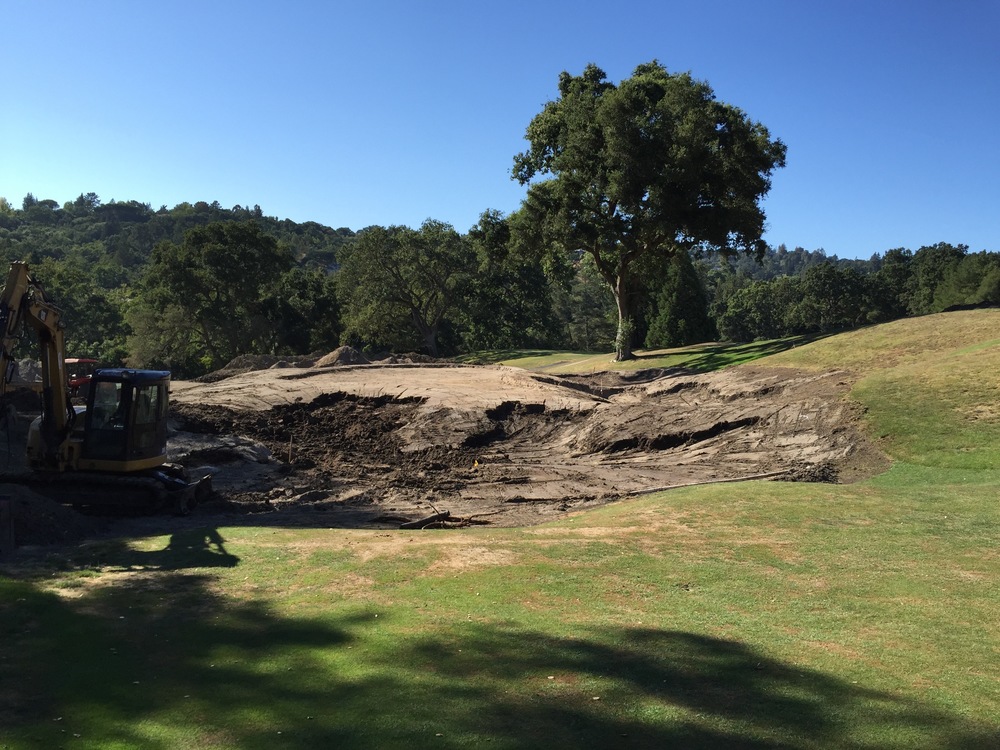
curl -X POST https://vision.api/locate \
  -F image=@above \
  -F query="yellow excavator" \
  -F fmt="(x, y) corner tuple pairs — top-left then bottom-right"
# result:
(0, 261), (208, 513)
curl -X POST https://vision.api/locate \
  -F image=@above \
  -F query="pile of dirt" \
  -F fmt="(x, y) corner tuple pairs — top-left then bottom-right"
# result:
(2, 388), (42, 413)
(0, 362), (891, 550)
(192, 349), (449, 387)
(2, 484), (102, 548)
(199, 346), (384, 382)
(314, 346), (370, 367)
(166, 363), (889, 529)
(395, 352), (438, 364)
(197, 353), (318, 383)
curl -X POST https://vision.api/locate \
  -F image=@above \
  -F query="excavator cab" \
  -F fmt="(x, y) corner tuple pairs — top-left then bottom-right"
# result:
(79, 369), (170, 471)
(26, 368), (172, 473)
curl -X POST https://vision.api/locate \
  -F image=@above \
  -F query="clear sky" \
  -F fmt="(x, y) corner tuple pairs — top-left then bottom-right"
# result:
(2, 0), (997, 259)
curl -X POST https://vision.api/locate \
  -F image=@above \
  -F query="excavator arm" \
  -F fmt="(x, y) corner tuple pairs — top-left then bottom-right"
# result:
(0, 261), (76, 469)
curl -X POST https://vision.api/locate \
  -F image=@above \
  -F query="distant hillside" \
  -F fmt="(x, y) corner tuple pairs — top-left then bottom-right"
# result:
(0, 194), (355, 270)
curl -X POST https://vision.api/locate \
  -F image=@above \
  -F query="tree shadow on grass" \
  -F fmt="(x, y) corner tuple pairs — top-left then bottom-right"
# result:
(465, 339), (829, 372)
(90, 526), (241, 571)
(645, 334), (830, 373)
(459, 349), (564, 365)
(398, 625), (1000, 749)
(2, 571), (997, 749)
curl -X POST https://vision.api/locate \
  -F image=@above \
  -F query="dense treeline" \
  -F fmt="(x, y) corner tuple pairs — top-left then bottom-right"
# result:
(2, 191), (996, 378)
(0, 194), (351, 373)
(708, 243), (1000, 341)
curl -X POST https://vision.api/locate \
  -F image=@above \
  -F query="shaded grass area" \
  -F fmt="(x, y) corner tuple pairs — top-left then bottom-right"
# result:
(3, 309), (1000, 748)
(459, 335), (822, 375)
(2, 497), (998, 750)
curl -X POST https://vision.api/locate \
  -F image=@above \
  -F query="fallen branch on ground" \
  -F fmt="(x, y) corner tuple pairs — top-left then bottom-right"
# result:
(400, 510), (451, 529)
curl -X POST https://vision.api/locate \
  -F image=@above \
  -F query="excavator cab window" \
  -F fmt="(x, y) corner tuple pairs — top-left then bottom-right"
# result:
(91, 381), (124, 430)
(130, 383), (166, 457)
(83, 381), (128, 460)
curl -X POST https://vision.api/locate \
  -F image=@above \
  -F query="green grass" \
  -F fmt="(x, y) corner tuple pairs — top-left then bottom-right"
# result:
(767, 309), (1000, 469)
(2, 310), (1000, 748)
(458, 335), (824, 375)
(765, 308), (1000, 374)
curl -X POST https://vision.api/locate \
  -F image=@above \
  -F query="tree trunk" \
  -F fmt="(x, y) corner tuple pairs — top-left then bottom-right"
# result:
(411, 310), (439, 357)
(613, 276), (635, 361)
(424, 329), (439, 358)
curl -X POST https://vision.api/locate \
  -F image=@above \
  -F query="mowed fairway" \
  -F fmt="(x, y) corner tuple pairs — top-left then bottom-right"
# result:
(2, 311), (999, 749)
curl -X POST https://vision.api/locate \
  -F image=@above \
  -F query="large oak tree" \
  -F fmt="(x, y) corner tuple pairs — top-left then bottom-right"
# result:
(336, 220), (473, 356)
(513, 61), (786, 360)
(128, 221), (294, 373)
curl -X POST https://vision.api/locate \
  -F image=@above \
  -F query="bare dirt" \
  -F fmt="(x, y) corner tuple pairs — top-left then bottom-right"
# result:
(1, 359), (889, 548)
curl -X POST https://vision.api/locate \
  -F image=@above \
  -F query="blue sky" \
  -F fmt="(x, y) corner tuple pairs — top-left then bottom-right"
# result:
(2, 1), (997, 259)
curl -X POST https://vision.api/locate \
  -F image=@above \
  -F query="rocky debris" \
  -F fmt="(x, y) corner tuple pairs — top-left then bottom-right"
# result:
(15, 359), (43, 383)
(780, 461), (840, 483)
(167, 427), (274, 465)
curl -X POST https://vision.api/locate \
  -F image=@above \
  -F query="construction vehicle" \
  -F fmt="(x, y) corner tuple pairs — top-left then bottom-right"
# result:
(0, 261), (208, 513)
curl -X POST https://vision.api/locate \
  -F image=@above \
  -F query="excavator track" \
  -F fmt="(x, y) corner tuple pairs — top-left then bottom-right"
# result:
(0, 468), (203, 516)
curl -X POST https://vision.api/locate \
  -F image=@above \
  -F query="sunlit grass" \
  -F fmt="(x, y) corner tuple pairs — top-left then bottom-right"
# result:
(842, 314), (1000, 469)
(4, 466), (997, 748)
(764, 308), (1000, 373)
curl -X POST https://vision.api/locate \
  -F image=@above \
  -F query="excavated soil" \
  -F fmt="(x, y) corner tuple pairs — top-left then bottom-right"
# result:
(2, 362), (889, 547)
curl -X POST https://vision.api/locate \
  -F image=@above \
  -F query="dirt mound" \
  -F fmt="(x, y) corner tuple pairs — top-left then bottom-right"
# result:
(198, 353), (318, 383)
(397, 352), (438, 364)
(0, 362), (890, 551)
(2, 484), (102, 547)
(314, 346), (370, 367)
(2, 388), (42, 413)
(166, 363), (889, 528)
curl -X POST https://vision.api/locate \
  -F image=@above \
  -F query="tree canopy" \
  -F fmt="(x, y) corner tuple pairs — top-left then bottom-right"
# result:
(463, 210), (557, 351)
(1, 82), (995, 373)
(336, 220), (474, 357)
(513, 61), (787, 359)
(643, 249), (715, 348)
(128, 221), (296, 373)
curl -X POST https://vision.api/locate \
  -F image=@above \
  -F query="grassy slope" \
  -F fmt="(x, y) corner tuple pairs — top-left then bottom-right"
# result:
(765, 310), (1000, 469)
(2, 311), (999, 749)
(457, 335), (821, 374)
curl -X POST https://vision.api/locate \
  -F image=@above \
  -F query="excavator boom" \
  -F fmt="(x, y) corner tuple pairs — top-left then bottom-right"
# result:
(0, 262), (75, 469)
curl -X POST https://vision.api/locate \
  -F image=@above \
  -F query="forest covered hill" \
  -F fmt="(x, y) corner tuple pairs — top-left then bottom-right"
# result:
(0, 192), (996, 377)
